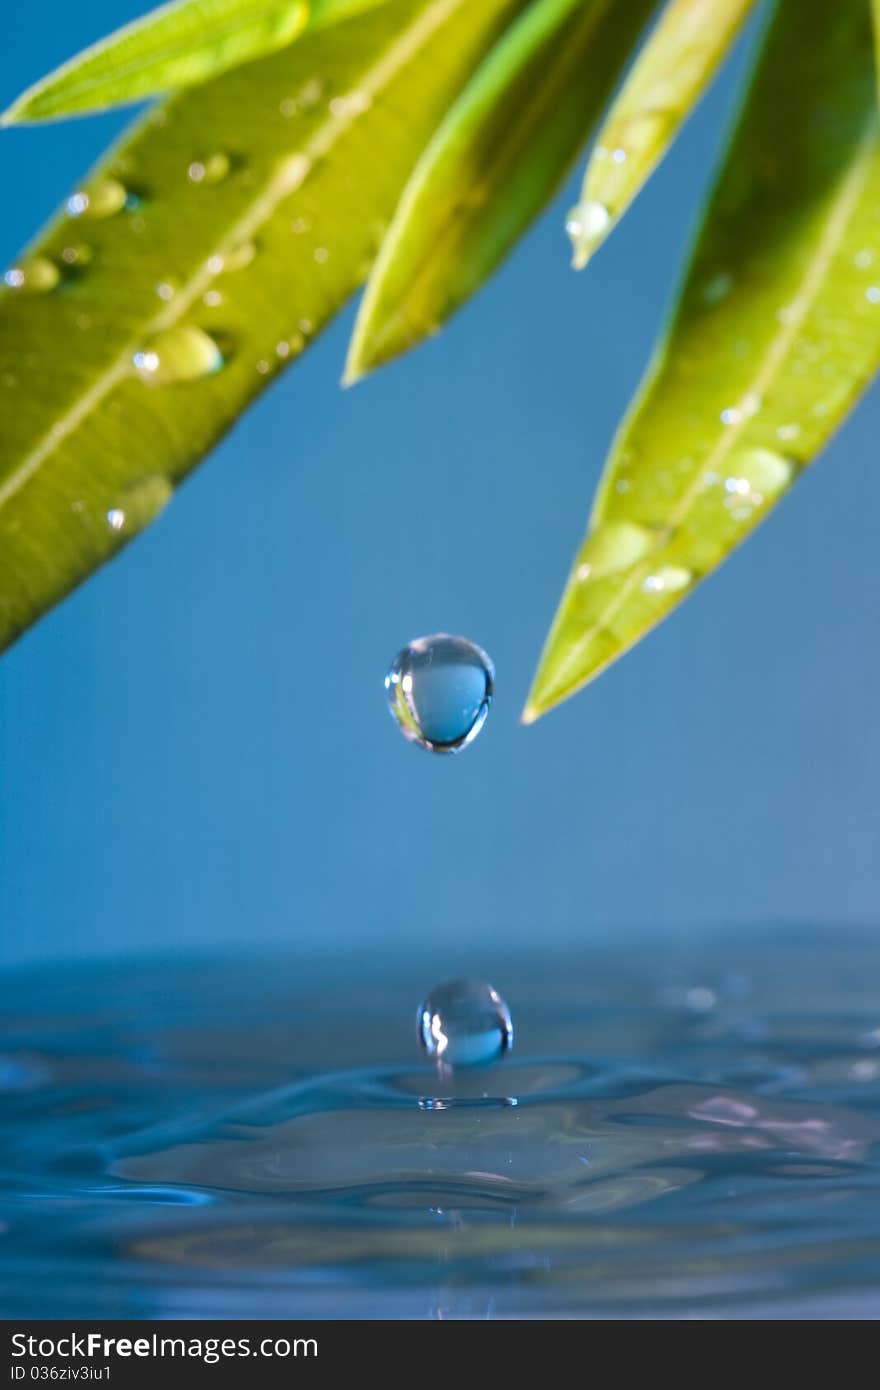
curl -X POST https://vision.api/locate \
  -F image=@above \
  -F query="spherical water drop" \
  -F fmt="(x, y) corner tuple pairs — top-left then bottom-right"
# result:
(642, 564), (691, 595)
(67, 178), (127, 220)
(417, 980), (513, 1067)
(105, 475), (173, 536)
(132, 326), (223, 385)
(385, 634), (493, 754)
(575, 519), (653, 582)
(187, 152), (231, 185)
(3, 256), (60, 293)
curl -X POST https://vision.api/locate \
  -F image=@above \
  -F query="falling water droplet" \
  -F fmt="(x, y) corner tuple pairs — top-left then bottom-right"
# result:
(565, 200), (610, 264)
(132, 326), (224, 385)
(105, 475), (173, 537)
(187, 152), (231, 185)
(67, 178), (128, 220)
(642, 565), (691, 595)
(3, 256), (60, 293)
(575, 519), (653, 582)
(417, 980), (513, 1067)
(385, 634), (494, 753)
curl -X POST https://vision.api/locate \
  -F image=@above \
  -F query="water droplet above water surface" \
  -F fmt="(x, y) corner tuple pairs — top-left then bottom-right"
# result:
(385, 634), (494, 754)
(417, 980), (513, 1067)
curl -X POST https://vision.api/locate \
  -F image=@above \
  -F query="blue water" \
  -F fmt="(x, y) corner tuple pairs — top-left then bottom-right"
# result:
(2, 928), (880, 1318)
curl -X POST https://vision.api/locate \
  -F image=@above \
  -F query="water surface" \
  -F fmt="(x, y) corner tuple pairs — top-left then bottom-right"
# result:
(2, 927), (879, 1318)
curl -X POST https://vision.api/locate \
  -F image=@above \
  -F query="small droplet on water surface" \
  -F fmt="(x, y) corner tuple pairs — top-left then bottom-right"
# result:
(385, 634), (493, 753)
(3, 257), (60, 293)
(417, 980), (513, 1067)
(132, 326), (224, 385)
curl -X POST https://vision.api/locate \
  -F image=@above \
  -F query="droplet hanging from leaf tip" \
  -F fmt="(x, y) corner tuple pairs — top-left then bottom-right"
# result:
(565, 199), (611, 268)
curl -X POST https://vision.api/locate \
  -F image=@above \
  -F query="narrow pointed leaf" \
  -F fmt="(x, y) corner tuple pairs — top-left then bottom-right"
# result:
(567, 0), (754, 268)
(0, 0), (528, 652)
(526, 0), (880, 721)
(1, 0), (386, 125)
(345, 0), (655, 382)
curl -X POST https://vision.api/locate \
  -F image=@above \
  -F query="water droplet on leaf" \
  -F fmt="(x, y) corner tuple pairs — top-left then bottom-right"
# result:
(67, 178), (128, 220)
(187, 152), (231, 185)
(726, 447), (793, 499)
(105, 475), (173, 536)
(3, 256), (60, 292)
(417, 980), (513, 1067)
(642, 565), (691, 595)
(575, 519), (653, 582)
(132, 326), (223, 385)
(385, 634), (494, 754)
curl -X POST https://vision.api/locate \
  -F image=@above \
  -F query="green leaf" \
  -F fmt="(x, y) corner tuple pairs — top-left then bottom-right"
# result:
(1, 0), (386, 125)
(345, 0), (656, 382)
(566, 0), (755, 268)
(0, 0), (528, 653)
(525, 0), (880, 722)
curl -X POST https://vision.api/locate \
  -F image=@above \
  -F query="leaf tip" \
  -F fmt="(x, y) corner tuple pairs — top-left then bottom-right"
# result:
(520, 702), (541, 726)
(340, 356), (366, 388)
(0, 99), (24, 128)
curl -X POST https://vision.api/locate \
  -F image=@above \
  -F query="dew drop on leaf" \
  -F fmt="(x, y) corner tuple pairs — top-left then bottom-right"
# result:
(575, 519), (653, 582)
(67, 178), (128, 220)
(385, 634), (494, 754)
(60, 244), (92, 268)
(642, 565), (691, 595)
(132, 326), (224, 385)
(105, 475), (173, 536)
(187, 153), (231, 185)
(725, 447), (794, 500)
(3, 257), (60, 293)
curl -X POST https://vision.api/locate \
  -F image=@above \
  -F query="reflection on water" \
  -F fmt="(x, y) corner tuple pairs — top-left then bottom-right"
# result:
(2, 928), (880, 1318)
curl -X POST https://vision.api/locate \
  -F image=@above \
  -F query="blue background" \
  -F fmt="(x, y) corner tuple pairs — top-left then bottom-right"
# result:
(1, 5), (878, 967)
